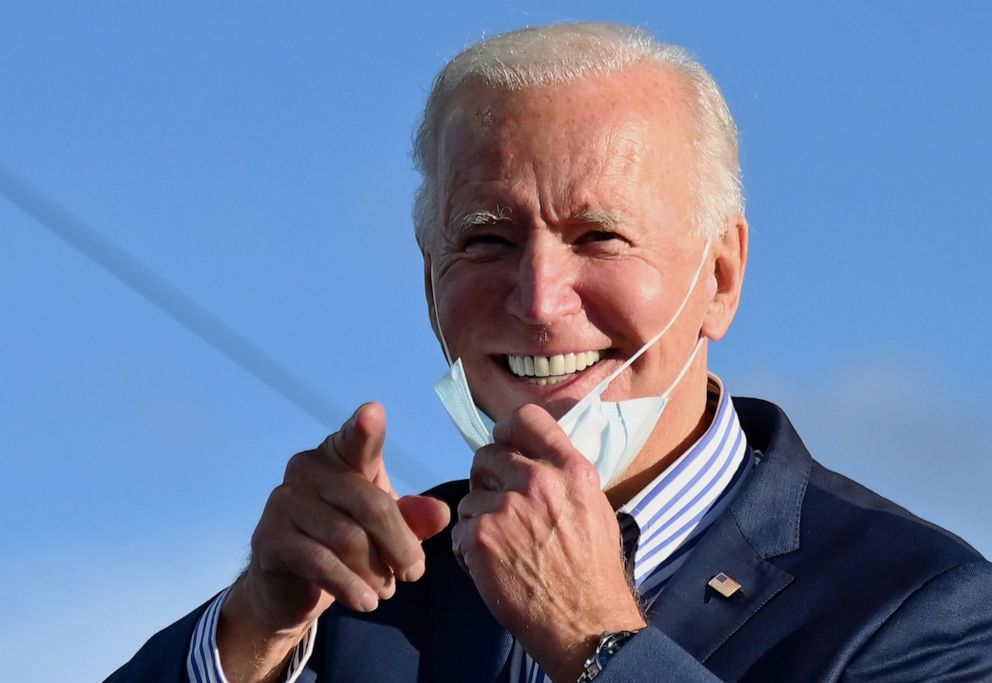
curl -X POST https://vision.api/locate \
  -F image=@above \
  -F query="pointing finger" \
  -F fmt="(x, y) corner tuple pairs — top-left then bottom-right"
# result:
(324, 403), (390, 490)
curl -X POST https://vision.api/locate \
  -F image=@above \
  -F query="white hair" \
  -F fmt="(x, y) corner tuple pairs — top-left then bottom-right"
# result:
(412, 22), (743, 250)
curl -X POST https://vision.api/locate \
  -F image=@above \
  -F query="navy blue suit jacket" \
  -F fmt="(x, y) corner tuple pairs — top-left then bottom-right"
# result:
(108, 398), (992, 681)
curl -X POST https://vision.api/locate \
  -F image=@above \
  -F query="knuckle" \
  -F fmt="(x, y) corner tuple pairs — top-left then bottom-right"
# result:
(319, 429), (349, 466)
(396, 542), (424, 572)
(269, 483), (293, 503)
(521, 465), (549, 497)
(468, 461), (484, 485)
(359, 490), (394, 520)
(328, 518), (366, 554)
(456, 495), (471, 520)
(564, 454), (591, 477)
(580, 463), (601, 489)
(283, 451), (313, 482)
(262, 484), (295, 519)
(451, 519), (466, 547)
(499, 490), (521, 516)
(565, 456), (599, 488)
(472, 516), (497, 552)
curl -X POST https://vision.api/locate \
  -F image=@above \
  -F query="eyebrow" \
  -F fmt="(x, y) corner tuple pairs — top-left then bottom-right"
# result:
(450, 207), (514, 235)
(449, 207), (628, 235)
(572, 208), (627, 229)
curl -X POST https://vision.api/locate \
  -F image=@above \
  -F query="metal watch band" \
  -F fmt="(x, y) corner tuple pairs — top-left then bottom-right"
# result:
(576, 629), (639, 682)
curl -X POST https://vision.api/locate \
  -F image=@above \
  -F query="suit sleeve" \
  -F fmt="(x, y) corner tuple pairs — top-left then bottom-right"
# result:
(840, 560), (992, 682)
(595, 626), (722, 682)
(103, 598), (213, 683)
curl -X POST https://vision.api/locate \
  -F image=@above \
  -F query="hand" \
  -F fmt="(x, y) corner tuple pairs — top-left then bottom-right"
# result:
(218, 402), (451, 683)
(452, 404), (646, 683)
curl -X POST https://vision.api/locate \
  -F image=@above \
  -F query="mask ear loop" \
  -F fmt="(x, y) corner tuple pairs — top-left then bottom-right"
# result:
(430, 257), (495, 435)
(592, 239), (713, 396)
(428, 255), (454, 366)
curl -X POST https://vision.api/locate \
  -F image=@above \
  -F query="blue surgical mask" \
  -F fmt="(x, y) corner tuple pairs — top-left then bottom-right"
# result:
(432, 241), (710, 490)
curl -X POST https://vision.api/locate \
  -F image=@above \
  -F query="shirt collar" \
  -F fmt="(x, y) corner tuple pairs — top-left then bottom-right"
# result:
(618, 373), (750, 586)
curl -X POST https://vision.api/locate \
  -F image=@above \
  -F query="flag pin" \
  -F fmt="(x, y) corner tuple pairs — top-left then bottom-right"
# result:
(708, 572), (743, 598)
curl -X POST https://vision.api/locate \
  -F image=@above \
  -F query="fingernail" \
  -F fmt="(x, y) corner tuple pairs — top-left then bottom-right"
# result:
(379, 578), (397, 600)
(402, 559), (426, 582)
(360, 591), (379, 612)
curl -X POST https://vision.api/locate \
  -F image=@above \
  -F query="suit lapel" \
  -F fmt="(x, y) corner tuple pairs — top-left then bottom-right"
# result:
(647, 510), (793, 661)
(648, 411), (813, 663)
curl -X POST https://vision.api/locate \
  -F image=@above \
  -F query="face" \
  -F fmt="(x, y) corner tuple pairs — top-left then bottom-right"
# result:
(427, 65), (740, 421)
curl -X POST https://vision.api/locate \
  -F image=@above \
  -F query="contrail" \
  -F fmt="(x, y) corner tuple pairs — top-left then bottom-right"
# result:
(0, 163), (441, 486)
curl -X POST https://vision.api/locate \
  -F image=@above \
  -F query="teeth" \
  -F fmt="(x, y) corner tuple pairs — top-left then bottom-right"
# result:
(534, 375), (570, 386)
(505, 350), (605, 380)
(563, 353), (576, 373)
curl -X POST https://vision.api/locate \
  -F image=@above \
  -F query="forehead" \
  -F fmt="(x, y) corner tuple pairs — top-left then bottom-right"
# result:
(435, 64), (696, 225)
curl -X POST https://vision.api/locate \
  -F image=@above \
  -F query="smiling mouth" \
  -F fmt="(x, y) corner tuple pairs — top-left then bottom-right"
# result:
(505, 350), (605, 386)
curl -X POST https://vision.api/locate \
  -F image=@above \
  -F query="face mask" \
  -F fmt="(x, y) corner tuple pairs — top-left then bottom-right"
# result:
(432, 240), (711, 490)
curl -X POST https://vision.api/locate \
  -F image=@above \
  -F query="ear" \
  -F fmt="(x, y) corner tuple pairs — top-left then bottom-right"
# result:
(701, 215), (748, 342)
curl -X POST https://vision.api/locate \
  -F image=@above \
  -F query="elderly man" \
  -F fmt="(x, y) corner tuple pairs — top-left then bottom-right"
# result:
(110, 23), (991, 683)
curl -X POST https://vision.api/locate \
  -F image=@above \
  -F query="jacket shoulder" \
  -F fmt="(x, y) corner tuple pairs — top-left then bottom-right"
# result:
(733, 395), (985, 570)
(104, 600), (209, 682)
(806, 457), (984, 565)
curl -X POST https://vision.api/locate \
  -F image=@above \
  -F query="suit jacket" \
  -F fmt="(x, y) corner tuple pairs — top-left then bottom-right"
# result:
(108, 398), (992, 682)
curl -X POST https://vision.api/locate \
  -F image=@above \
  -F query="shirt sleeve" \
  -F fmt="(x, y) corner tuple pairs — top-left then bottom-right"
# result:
(185, 586), (318, 683)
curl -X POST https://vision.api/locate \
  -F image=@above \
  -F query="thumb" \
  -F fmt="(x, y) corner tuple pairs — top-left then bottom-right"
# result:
(397, 495), (452, 541)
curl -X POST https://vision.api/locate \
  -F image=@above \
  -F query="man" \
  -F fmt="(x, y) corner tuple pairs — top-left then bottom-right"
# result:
(110, 23), (992, 682)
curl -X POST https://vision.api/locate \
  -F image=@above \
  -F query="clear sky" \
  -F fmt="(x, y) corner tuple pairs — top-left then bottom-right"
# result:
(1, 2), (989, 679)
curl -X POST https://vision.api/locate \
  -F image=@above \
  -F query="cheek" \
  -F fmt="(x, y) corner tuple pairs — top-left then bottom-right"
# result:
(634, 280), (665, 306)
(581, 263), (669, 334)
(435, 266), (508, 346)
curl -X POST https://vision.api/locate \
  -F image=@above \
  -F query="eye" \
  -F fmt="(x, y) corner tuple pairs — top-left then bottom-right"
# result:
(575, 229), (630, 253)
(465, 233), (512, 247)
(459, 231), (516, 259)
(580, 230), (623, 243)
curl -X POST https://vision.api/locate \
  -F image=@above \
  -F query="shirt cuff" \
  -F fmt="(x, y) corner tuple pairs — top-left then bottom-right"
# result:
(186, 585), (318, 683)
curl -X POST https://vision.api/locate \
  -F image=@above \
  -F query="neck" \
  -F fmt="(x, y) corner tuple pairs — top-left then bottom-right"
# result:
(604, 352), (713, 509)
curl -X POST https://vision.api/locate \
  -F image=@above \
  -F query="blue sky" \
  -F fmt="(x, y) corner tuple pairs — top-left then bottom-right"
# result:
(1, 2), (989, 679)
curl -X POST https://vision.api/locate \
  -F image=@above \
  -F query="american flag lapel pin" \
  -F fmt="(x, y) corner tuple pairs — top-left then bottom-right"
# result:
(708, 572), (743, 598)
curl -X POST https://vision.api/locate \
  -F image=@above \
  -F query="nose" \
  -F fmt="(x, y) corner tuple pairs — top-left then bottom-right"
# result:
(506, 237), (581, 324)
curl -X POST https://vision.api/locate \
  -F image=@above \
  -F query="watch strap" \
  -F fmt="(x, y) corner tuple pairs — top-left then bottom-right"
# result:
(576, 629), (639, 682)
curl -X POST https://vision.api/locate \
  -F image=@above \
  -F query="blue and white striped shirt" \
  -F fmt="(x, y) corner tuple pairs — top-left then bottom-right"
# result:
(186, 585), (316, 683)
(188, 374), (749, 683)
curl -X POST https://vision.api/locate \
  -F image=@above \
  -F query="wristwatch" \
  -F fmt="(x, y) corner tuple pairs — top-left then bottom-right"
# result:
(576, 629), (640, 682)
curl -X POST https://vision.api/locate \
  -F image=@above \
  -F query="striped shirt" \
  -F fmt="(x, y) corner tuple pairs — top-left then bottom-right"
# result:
(186, 586), (316, 683)
(188, 374), (749, 683)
